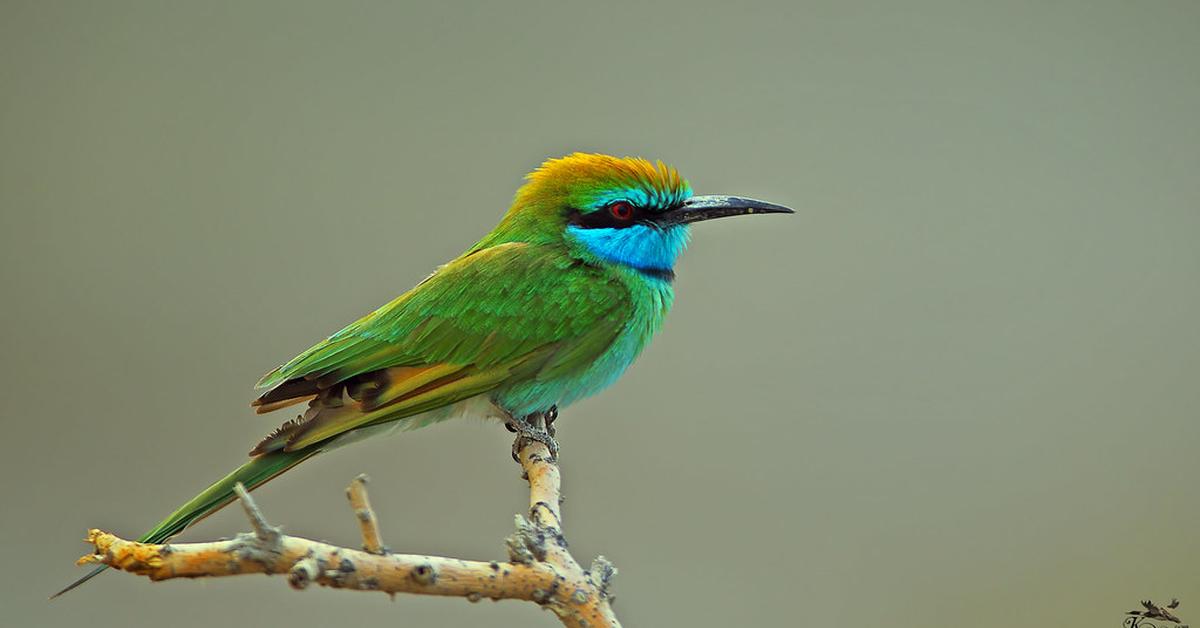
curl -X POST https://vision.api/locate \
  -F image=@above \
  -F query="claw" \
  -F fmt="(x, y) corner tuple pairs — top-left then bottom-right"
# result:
(544, 405), (558, 437)
(508, 408), (560, 462)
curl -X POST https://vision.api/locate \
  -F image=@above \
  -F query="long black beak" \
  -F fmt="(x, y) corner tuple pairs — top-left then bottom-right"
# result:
(656, 195), (794, 227)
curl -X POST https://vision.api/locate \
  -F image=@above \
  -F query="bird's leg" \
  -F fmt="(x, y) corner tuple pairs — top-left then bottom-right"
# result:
(505, 407), (559, 462)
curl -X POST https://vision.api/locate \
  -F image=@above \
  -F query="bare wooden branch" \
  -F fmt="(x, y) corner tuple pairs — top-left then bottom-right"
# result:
(233, 482), (278, 544)
(346, 474), (386, 555)
(77, 438), (619, 627)
(521, 445), (563, 529)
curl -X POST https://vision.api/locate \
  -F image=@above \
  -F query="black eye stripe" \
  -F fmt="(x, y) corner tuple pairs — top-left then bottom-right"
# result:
(566, 202), (649, 229)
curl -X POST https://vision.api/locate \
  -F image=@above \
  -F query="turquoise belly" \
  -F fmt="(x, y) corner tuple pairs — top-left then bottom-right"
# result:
(494, 271), (673, 417)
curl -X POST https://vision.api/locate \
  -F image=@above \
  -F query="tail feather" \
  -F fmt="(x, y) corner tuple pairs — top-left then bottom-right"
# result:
(51, 446), (319, 598)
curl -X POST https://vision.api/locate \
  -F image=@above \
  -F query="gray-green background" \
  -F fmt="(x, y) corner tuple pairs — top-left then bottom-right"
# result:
(3, 1), (1197, 626)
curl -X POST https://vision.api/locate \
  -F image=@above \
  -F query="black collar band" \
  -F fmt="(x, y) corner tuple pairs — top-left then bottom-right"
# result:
(635, 266), (675, 282)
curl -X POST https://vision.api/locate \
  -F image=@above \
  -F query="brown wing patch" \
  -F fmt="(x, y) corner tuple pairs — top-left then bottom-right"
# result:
(250, 362), (474, 455)
(358, 364), (465, 410)
(251, 378), (322, 414)
(252, 394), (317, 415)
(250, 415), (311, 455)
(273, 348), (558, 453)
(282, 368), (487, 451)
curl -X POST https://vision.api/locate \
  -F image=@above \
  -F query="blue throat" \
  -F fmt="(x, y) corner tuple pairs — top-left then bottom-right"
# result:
(566, 224), (690, 279)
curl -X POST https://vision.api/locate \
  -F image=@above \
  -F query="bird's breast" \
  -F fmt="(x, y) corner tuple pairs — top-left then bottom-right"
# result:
(495, 271), (673, 416)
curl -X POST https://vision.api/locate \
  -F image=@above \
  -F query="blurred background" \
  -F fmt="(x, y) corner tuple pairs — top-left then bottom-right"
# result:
(3, 1), (1197, 626)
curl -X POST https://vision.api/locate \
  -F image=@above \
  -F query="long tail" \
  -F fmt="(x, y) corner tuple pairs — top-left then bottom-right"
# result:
(51, 446), (320, 598)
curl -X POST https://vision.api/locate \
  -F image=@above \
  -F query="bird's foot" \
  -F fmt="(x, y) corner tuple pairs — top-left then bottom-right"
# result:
(506, 406), (559, 462)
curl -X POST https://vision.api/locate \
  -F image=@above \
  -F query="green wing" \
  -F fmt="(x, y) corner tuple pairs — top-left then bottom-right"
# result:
(251, 242), (629, 452)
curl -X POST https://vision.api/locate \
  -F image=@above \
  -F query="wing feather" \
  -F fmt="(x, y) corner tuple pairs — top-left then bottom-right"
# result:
(249, 242), (630, 452)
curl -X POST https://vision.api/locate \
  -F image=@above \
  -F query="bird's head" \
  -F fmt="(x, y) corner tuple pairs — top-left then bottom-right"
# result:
(477, 153), (793, 279)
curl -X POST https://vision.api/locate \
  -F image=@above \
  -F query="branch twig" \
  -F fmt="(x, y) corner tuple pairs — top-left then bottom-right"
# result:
(77, 438), (619, 627)
(346, 474), (386, 555)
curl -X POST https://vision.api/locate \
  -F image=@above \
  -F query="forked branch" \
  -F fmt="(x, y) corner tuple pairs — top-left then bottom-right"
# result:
(77, 438), (619, 627)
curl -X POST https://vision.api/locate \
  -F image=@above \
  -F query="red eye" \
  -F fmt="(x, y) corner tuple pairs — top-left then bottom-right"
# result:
(609, 202), (634, 220)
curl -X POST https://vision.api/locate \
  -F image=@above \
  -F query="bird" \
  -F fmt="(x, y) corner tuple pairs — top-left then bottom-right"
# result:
(54, 152), (792, 597)
(1127, 599), (1182, 624)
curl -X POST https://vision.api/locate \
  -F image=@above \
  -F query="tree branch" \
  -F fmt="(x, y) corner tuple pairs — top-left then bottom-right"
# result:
(77, 439), (619, 627)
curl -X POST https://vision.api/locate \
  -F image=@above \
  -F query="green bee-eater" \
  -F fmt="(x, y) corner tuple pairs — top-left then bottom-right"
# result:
(55, 153), (792, 597)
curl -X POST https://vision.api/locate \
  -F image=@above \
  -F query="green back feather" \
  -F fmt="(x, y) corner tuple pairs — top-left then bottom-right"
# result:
(257, 242), (630, 402)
